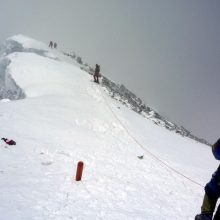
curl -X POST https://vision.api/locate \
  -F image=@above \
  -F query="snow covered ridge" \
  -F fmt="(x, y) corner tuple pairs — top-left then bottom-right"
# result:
(0, 35), (57, 59)
(0, 35), (63, 100)
(0, 34), (210, 146)
(0, 34), (90, 101)
(64, 51), (211, 146)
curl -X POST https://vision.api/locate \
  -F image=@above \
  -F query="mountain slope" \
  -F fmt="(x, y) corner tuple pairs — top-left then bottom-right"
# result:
(0, 35), (218, 220)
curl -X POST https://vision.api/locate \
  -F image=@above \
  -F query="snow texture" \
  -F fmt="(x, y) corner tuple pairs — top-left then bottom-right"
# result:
(0, 35), (218, 220)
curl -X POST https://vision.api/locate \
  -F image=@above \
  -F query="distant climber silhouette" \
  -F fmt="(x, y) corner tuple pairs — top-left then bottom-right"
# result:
(49, 41), (53, 48)
(94, 64), (100, 83)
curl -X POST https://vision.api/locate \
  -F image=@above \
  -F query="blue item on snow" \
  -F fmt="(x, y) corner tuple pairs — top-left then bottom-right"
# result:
(212, 139), (220, 160)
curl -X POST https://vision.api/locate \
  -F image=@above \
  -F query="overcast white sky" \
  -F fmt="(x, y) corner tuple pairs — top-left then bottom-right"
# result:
(0, 0), (219, 143)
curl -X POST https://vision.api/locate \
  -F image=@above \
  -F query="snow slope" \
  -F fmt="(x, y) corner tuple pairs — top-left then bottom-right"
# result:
(0, 35), (218, 220)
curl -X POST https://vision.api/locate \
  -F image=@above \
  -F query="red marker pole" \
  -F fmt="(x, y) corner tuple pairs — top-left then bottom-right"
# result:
(75, 161), (84, 181)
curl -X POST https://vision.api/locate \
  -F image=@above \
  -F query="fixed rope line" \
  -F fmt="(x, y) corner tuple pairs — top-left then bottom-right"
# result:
(98, 86), (204, 188)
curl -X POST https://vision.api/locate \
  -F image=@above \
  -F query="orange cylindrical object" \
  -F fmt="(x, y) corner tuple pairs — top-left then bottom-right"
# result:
(76, 161), (84, 181)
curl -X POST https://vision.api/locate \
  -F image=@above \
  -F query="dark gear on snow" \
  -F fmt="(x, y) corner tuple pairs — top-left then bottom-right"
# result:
(1, 138), (16, 145)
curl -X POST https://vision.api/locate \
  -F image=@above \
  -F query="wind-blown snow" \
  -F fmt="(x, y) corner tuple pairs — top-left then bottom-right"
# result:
(0, 35), (218, 220)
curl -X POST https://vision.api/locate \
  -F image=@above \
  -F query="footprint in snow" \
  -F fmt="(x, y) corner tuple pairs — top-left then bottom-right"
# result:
(41, 161), (53, 166)
(57, 151), (71, 157)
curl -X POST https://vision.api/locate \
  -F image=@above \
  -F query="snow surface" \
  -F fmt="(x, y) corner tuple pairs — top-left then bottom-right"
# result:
(0, 35), (219, 220)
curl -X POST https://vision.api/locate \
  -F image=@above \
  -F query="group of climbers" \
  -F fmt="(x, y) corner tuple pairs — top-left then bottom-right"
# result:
(48, 41), (57, 49)
(50, 40), (101, 84)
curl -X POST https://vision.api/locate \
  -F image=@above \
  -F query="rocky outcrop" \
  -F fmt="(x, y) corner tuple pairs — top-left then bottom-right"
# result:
(101, 76), (211, 146)
(0, 58), (25, 100)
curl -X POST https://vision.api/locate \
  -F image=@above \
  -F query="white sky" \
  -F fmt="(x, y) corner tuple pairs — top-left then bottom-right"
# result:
(0, 0), (219, 143)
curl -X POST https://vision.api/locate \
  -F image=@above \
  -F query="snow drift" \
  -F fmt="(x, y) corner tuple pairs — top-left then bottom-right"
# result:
(0, 35), (218, 220)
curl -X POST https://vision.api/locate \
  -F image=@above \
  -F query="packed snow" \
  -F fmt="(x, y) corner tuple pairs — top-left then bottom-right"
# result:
(0, 35), (218, 220)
